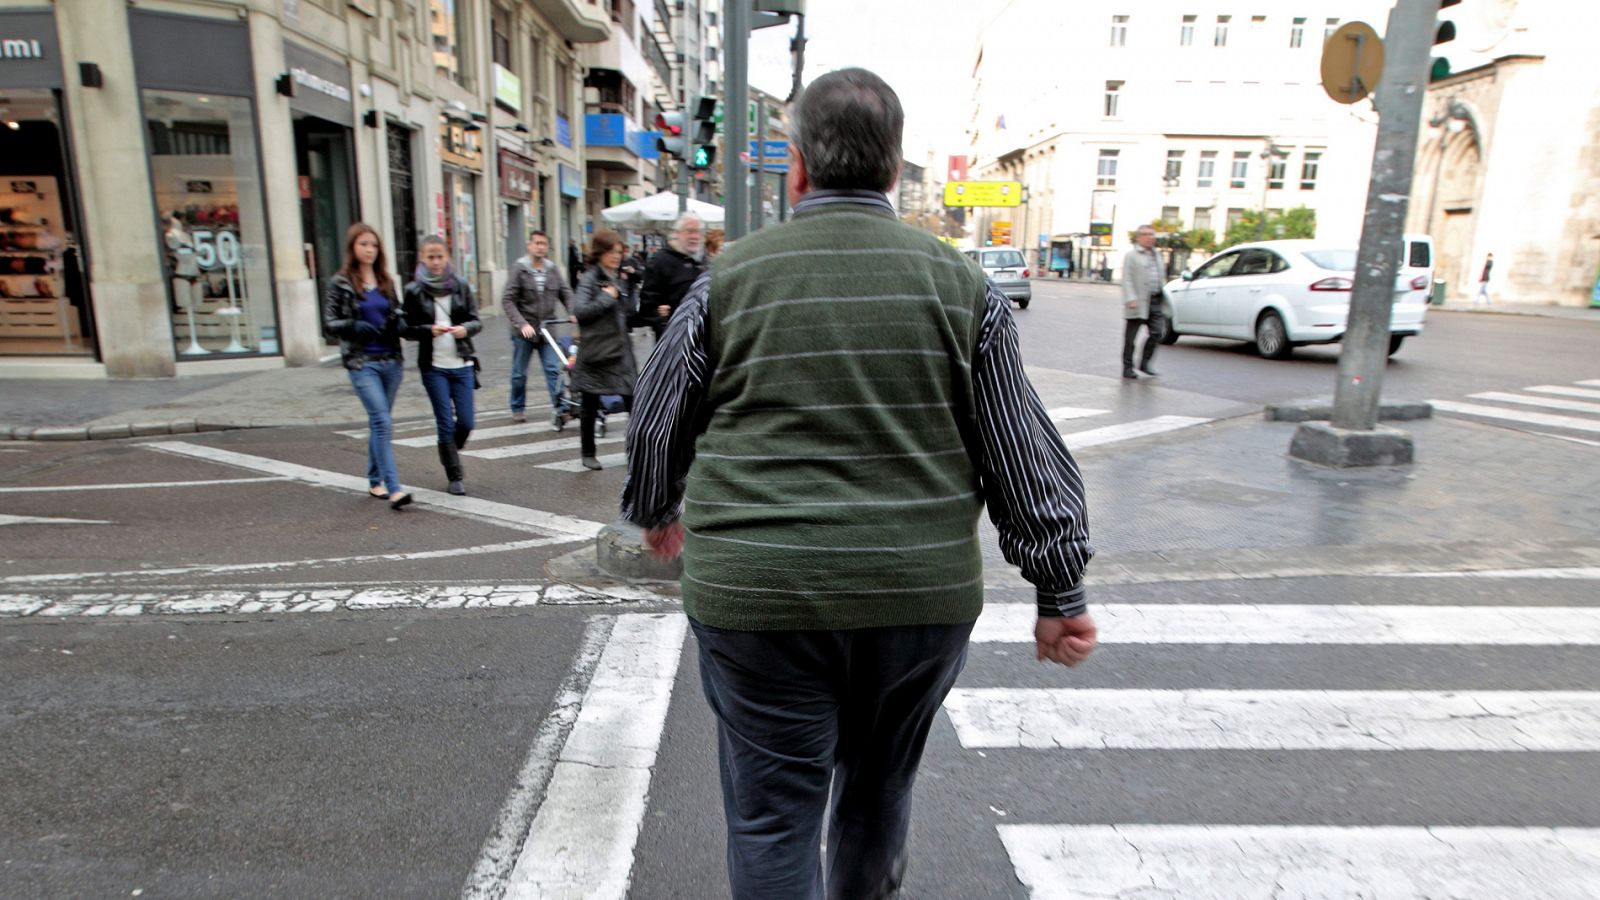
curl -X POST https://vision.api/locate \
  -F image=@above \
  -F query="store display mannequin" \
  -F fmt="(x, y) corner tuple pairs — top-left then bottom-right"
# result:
(166, 215), (207, 355)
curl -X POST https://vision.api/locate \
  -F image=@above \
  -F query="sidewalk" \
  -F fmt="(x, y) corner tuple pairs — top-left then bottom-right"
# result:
(0, 331), (634, 441)
(1433, 300), (1600, 321)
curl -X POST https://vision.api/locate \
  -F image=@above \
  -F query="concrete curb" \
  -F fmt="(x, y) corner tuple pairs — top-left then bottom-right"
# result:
(1264, 400), (1433, 423)
(1, 418), (211, 442)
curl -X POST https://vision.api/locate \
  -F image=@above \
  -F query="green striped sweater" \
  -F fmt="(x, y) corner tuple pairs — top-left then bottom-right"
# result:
(681, 206), (989, 630)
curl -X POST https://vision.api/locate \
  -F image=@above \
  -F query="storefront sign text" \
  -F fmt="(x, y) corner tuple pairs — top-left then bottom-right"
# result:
(498, 148), (536, 202)
(292, 66), (351, 103)
(1, 38), (43, 59)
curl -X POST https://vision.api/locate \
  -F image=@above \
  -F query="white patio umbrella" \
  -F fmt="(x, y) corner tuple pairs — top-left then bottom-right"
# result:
(599, 192), (725, 230)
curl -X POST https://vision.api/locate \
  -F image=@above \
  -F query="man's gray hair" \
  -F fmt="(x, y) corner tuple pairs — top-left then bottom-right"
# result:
(789, 68), (904, 192)
(673, 213), (705, 233)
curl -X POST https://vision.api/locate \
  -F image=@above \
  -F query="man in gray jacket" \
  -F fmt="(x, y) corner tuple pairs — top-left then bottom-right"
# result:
(1120, 224), (1167, 379)
(502, 230), (575, 428)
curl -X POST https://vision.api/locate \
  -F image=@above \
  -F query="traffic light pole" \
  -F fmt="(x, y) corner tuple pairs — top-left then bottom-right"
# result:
(1290, 0), (1438, 467)
(723, 1), (750, 241)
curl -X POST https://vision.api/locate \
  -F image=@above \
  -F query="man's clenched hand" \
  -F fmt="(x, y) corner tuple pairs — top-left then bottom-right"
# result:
(1035, 614), (1097, 667)
(644, 521), (685, 561)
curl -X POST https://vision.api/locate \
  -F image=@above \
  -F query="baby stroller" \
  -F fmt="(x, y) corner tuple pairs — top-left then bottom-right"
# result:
(539, 320), (622, 435)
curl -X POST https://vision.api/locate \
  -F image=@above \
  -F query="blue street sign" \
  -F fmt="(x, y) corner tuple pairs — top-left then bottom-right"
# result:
(748, 140), (789, 172)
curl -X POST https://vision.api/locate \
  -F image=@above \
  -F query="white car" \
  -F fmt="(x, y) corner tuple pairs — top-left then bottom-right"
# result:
(1160, 239), (1430, 359)
(963, 247), (1032, 308)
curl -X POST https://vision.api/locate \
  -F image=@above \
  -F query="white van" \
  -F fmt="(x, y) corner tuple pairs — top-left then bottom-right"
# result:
(1401, 233), (1435, 301)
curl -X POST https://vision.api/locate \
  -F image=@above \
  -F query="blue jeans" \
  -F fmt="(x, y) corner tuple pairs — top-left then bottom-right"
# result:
(509, 331), (569, 414)
(348, 358), (403, 495)
(421, 365), (476, 447)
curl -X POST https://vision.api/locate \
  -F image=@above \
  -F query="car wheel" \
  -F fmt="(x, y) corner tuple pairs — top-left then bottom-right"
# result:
(1255, 311), (1292, 359)
(1159, 326), (1179, 345)
(1017, 297), (1030, 310)
(1388, 335), (1405, 356)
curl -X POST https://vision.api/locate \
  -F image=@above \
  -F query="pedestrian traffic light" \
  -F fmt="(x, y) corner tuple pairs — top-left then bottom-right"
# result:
(655, 109), (688, 159)
(688, 94), (717, 171)
(1431, 0), (1461, 82)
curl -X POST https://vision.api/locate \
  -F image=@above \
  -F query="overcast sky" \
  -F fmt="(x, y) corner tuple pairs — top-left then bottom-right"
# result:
(745, 0), (1011, 166)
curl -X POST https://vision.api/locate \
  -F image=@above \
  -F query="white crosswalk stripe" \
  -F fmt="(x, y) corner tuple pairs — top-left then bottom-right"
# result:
(1432, 378), (1600, 441)
(954, 597), (1600, 895)
(1000, 825), (1600, 900)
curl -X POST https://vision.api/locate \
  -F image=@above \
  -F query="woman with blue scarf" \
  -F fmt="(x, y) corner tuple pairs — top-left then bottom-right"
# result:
(402, 235), (481, 495)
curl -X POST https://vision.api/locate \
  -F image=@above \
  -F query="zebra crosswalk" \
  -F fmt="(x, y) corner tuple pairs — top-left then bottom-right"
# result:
(340, 405), (1216, 472)
(1432, 378), (1600, 441)
(950, 596), (1600, 897)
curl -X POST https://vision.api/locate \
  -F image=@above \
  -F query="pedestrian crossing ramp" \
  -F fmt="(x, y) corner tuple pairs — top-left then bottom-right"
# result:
(1432, 379), (1600, 445)
(953, 601), (1600, 897)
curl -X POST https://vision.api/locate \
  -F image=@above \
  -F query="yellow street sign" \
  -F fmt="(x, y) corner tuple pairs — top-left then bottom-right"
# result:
(944, 181), (1023, 208)
(1321, 22), (1384, 105)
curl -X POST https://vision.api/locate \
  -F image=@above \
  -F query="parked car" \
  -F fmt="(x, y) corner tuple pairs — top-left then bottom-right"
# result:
(964, 247), (1032, 308)
(1159, 239), (1430, 359)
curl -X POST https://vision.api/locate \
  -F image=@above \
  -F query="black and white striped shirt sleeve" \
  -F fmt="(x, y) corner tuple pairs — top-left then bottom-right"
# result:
(621, 272), (712, 530)
(972, 278), (1094, 618)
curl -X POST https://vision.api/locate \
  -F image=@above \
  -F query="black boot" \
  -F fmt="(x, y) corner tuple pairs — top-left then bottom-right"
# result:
(453, 425), (470, 451)
(437, 442), (466, 495)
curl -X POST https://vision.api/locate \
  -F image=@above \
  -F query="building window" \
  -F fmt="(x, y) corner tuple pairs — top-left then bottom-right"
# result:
(1268, 157), (1286, 190)
(1161, 205), (1180, 223)
(491, 6), (512, 69)
(430, 0), (468, 86)
(1230, 151), (1249, 188)
(1165, 149), (1184, 184)
(1300, 151), (1322, 190)
(1227, 207), (1246, 229)
(1180, 14), (1196, 46)
(1290, 16), (1306, 48)
(1250, 14), (1266, 41)
(1194, 207), (1213, 230)
(144, 90), (278, 357)
(1197, 150), (1216, 188)
(1110, 14), (1129, 47)
(1097, 149), (1120, 187)
(1104, 80), (1123, 117)
(554, 58), (572, 147)
(1325, 17), (1340, 41)
(1215, 15), (1230, 47)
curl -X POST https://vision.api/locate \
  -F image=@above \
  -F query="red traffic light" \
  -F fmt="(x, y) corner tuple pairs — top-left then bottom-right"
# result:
(654, 112), (683, 136)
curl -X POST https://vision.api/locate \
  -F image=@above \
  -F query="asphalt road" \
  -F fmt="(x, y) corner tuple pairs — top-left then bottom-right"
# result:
(3, 280), (1598, 898)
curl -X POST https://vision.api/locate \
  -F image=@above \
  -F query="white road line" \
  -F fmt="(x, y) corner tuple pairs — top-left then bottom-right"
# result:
(0, 583), (671, 617)
(1579, 379), (1600, 388)
(335, 413), (518, 439)
(1046, 406), (1107, 423)
(536, 452), (627, 473)
(0, 477), (290, 494)
(943, 688), (1600, 751)
(999, 825), (1600, 900)
(504, 613), (687, 900)
(147, 441), (604, 541)
(1389, 566), (1600, 580)
(1533, 432), (1600, 447)
(0, 514), (111, 526)
(1468, 391), (1600, 415)
(462, 616), (613, 900)
(1061, 415), (1212, 448)
(466, 434), (624, 460)
(1528, 385), (1600, 400)
(394, 420), (556, 448)
(0, 538), (574, 586)
(1429, 400), (1600, 434)
(971, 602), (1600, 645)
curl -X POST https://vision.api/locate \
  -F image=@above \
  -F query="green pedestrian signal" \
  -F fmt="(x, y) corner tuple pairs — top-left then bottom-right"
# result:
(690, 145), (716, 170)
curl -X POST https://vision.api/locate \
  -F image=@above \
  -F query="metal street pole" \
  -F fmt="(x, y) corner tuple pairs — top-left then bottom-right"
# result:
(677, 2), (688, 215)
(723, 0), (750, 241)
(1329, 0), (1438, 432)
(753, 96), (768, 232)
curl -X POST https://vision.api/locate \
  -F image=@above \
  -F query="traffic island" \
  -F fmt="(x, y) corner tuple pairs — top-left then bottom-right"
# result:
(543, 519), (683, 604)
(1289, 421), (1415, 467)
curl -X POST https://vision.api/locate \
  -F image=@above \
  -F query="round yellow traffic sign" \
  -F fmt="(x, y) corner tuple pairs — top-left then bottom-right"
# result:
(1321, 21), (1385, 105)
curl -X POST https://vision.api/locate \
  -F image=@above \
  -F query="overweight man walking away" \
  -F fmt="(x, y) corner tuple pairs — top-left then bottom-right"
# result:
(621, 68), (1096, 900)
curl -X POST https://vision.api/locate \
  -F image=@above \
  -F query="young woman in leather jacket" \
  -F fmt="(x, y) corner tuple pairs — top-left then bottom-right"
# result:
(401, 235), (481, 496)
(321, 223), (412, 510)
(572, 229), (640, 470)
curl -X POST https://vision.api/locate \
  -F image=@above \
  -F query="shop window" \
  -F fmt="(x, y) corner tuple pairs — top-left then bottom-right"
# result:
(144, 90), (277, 356)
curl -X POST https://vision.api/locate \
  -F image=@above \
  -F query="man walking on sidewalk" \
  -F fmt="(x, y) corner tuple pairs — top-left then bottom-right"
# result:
(622, 67), (1096, 900)
(502, 231), (574, 428)
(640, 213), (707, 340)
(1120, 225), (1167, 378)
(1477, 252), (1494, 305)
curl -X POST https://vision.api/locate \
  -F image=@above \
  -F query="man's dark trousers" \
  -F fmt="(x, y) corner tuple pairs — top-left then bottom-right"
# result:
(1123, 296), (1166, 371)
(691, 619), (974, 900)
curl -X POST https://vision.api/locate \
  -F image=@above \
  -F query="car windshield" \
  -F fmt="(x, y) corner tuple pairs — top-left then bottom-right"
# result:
(983, 251), (1025, 268)
(1303, 249), (1356, 272)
